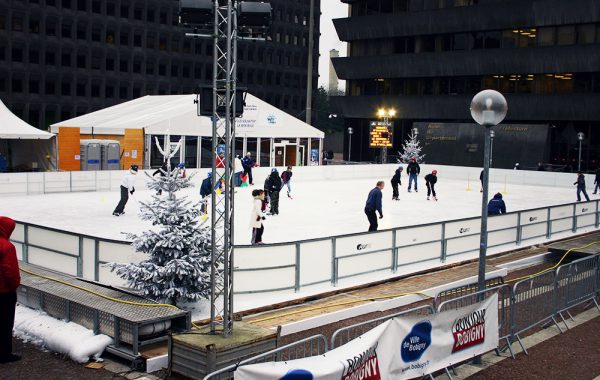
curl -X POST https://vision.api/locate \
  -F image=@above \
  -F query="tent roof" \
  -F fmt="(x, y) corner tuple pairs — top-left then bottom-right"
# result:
(51, 94), (325, 139)
(0, 99), (54, 139)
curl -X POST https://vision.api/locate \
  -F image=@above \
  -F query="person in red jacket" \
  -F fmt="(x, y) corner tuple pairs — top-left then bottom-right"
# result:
(0, 216), (21, 363)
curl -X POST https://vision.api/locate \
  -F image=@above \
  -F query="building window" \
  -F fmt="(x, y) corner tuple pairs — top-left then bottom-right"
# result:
(107, 2), (116, 16)
(158, 63), (166, 76)
(147, 10), (155, 22)
(160, 11), (167, 24)
(146, 33), (155, 48)
(45, 51), (56, 65)
(120, 59), (128, 72)
(92, 53), (101, 70)
(76, 82), (86, 96)
(77, 23), (87, 39)
(577, 24), (595, 44)
(29, 79), (40, 94)
(92, 0), (101, 13)
(105, 84), (114, 98)
(134, 32), (142, 47)
(12, 78), (23, 93)
(29, 48), (40, 64)
(62, 0), (71, 9)
(106, 57), (115, 71)
(77, 53), (86, 68)
(46, 20), (57, 36)
(12, 47), (23, 62)
(557, 25), (575, 45)
(134, 6), (143, 20)
(29, 17), (41, 33)
(538, 27), (555, 46)
(92, 26), (101, 42)
(62, 23), (72, 38)
(106, 29), (115, 44)
(119, 85), (128, 99)
(61, 52), (70, 66)
(120, 4), (129, 18)
(45, 80), (56, 95)
(77, 0), (86, 12)
(12, 14), (24, 32)
(91, 83), (100, 97)
(146, 60), (154, 75)
(61, 81), (70, 96)
(133, 59), (141, 73)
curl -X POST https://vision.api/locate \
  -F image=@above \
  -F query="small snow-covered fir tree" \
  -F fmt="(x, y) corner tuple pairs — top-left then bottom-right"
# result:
(108, 137), (218, 306)
(399, 130), (425, 163)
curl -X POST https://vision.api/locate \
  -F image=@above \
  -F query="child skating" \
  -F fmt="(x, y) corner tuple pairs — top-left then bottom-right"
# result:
(391, 166), (403, 200)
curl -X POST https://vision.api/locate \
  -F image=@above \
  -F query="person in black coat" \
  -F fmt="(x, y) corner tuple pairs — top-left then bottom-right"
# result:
(424, 170), (438, 201)
(574, 172), (590, 202)
(200, 172), (215, 213)
(152, 161), (168, 195)
(593, 167), (600, 194)
(487, 193), (507, 215)
(390, 166), (403, 200)
(265, 168), (283, 215)
(406, 158), (420, 192)
(241, 153), (256, 185)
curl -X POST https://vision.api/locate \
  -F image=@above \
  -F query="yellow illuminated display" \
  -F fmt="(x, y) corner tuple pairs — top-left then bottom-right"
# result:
(369, 121), (392, 148)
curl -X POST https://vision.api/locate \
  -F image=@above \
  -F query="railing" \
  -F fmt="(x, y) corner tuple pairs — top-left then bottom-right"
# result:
(203, 255), (600, 379)
(10, 199), (600, 292)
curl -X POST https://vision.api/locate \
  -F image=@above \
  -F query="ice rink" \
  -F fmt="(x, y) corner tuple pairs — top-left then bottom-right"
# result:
(0, 169), (587, 245)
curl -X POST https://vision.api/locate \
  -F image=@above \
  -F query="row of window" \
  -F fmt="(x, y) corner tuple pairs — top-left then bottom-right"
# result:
(7, 1), (312, 27)
(351, 23), (600, 56)
(0, 12), (311, 51)
(349, 73), (600, 96)
(351, 0), (479, 16)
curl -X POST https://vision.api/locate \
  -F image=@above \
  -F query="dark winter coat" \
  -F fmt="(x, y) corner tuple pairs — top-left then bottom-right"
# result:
(391, 169), (402, 184)
(424, 174), (437, 185)
(407, 162), (420, 175)
(281, 171), (293, 184)
(153, 162), (168, 177)
(0, 216), (20, 293)
(574, 174), (586, 189)
(266, 172), (283, 192)
(365, 187), (383, 216)
(487, 193), (507, 215)
(242, 156), (255, 170)
(200, 177), (213, 197)
(595, 169), (600, 184)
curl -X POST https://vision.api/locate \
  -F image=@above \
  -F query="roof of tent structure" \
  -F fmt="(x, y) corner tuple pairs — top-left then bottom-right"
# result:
(51, 94), (324, 138)
(0, 98), (54, 139)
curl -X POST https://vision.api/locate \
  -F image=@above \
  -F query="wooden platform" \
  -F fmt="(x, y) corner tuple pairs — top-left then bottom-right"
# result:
(548, 232), (600, 257)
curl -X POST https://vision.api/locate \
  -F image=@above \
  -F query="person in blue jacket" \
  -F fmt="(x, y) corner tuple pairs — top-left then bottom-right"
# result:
(241, 152), (256, 186)
(574, 171), (590, 202)
(364, 181), (384, 231)
(487, 193), (507, 215)
(200, 172), (219, 213)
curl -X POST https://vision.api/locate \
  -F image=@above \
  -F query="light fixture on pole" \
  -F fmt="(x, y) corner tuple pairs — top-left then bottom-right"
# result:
(470, 90), (507, 289)
(377, 108), (396, 164)
(347, 127), (353, 161)
(577, 132), (584, 172)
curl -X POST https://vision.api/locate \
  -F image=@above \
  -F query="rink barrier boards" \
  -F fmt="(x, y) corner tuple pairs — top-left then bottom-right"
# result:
(0, 164), (596, 196)
(9, 199), (600, 293)
(202, 255), (600, 380)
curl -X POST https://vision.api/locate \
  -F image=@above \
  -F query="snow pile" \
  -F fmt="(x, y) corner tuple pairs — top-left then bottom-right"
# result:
(13, 305), (114, 363)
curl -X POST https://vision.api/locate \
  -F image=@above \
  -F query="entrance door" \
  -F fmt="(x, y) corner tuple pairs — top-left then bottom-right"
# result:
(274, 145), (285, 166)
(298, 146), (305, 166)
(285, 144), (297, 166)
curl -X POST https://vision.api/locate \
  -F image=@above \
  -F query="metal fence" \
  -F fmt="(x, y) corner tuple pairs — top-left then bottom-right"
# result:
(203, 254), (600, 379)
(202, 334), (328, 380)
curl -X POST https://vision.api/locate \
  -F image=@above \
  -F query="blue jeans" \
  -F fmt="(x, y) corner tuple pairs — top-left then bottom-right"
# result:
(283, 181), (291, 193)
(577, 187), (590, 202)
(594, 183), (599, 193)
(408, 174), (418, 191)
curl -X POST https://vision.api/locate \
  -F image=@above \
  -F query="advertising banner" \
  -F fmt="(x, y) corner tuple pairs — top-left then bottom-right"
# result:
(235, 295), (499, 379)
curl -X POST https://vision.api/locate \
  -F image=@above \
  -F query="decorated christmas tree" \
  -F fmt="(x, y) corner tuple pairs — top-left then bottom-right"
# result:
(108, 137), (217, 306)
(399, 130), (425, 163)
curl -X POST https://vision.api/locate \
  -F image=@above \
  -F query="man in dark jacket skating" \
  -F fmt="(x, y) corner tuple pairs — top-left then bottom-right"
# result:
(0, 216), (21, 363)
(574, 172), (590, 202)
(200, 172), (216, 213)
(241, 152), (256, 185)
(406, 158), (420, 192)
(487, 193), (507, 215)
(365, 181), (384, 231)
(593, 167), (600, 194)
(265, 168), (283, 215)
(424, 170), (438, 201)
(390, 166), (403, 200)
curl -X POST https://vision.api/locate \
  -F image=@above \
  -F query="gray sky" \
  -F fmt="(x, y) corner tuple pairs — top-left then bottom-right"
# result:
(318, 2), (349, 89)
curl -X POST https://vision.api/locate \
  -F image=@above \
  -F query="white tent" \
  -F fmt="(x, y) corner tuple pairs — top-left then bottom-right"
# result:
(50, 94), (325, 139)
(0, 99), (54, 139)
(0, 98), (55, 172)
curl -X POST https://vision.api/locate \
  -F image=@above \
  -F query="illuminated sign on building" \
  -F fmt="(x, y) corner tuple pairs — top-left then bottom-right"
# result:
(369, 121), (393, 148)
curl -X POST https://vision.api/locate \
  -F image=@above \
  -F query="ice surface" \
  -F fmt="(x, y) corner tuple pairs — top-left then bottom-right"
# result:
(0, 173), (584, 245)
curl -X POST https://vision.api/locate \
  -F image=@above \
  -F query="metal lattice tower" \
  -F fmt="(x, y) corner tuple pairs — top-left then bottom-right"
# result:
(209, 0), (237, 335)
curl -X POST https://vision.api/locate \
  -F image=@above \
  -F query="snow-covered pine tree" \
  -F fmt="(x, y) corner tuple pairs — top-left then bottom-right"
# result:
(399, 130), (425, 163)
(107, 137), (218, 306)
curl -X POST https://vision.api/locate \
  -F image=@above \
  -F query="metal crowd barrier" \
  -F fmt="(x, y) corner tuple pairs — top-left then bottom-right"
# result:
(202, 334), (328, 380)
(204, 255), (600, 379)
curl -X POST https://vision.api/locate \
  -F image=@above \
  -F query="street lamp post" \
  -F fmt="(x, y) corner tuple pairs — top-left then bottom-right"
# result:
(577, 132), (584, 172)
(347, 127), (353, 161)
(378, 108), (396, 164)
(470, 90), (507, 294)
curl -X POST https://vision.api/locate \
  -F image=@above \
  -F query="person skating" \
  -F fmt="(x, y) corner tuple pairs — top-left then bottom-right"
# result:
(487, 193), (507, 215)
(425, 170), (438, 201)
(365, 181), (384, 232)
(200, 172), (217, 214)
(280, 166), (293, 198)
(250, 189), (266, 245)
(176, 162), (186, 178)
(0, 216), (21, 363)
(514, 163), (520, 170)
(574, 172), (590, 202)
(242, 152), (256, 185)
(390, 166), (403, 200)
(593, 167), (600, 194)
(113, 164), (138, 216)
(406, 158), (420, 192)
(265, 168), (283, 215)
(152, 160), (168, 195)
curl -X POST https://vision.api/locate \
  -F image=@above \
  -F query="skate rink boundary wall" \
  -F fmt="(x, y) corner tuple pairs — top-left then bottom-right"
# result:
(0, 164), (592, 195)
(9, 198), (600, 313)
